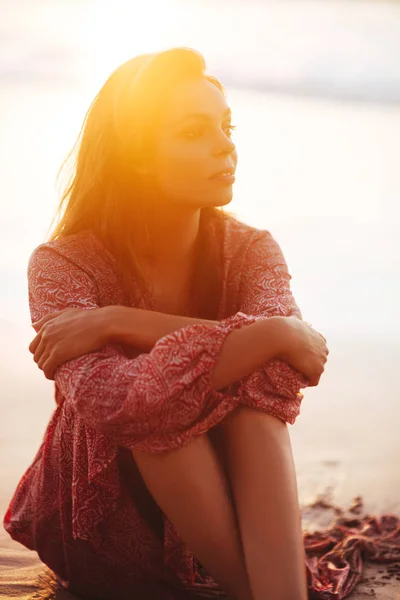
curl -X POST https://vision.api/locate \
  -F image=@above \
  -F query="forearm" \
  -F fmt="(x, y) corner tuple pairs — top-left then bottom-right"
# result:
(104, 305), (219, 351)
(210, 316), (286, 390)
(103, 306), (287, 391)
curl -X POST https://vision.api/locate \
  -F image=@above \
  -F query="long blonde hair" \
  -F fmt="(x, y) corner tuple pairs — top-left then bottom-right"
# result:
(47, 48), (235, 318)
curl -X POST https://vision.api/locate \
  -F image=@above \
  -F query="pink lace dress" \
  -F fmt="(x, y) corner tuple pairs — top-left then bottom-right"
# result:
(4, 215), (308, 599)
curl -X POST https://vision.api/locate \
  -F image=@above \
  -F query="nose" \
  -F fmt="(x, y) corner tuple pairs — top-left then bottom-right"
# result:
(213, 129), (236, 157)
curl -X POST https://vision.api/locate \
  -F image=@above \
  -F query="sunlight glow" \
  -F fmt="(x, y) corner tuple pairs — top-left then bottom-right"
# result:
(81, 0), (193, 87)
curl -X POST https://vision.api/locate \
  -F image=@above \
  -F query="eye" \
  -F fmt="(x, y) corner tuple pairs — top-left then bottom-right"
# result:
(182, 126), (204, 140)
(223, 123), (236, 138)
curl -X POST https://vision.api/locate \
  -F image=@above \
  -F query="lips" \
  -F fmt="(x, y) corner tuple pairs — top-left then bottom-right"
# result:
(210, 167), (235, 179)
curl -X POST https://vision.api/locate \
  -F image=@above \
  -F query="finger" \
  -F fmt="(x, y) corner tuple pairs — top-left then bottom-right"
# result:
(44, 368), (55, 381)
(43, 355), (56, 380)
(29, 333), (41, 354)
(310, 375), (320, 387)
(38, 349), (51, 371)
(33, 335), (47, 365)
(32, 312), (60, 332)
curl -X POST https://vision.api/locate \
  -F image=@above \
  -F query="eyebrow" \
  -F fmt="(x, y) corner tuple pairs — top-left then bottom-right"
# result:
(175, 108), (232, 126)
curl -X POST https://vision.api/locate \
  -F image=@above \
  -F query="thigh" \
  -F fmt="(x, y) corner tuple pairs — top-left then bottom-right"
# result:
(210, 406), (292, 499)
(208, 405), (265, 462)
(215, 404), (303, 559)
(207, 407), (242, 474)
(216, 404), (287, 451)
(132, 433), (253, 600)
(214, 407), (307, 599)
(207, 406), (248, 495)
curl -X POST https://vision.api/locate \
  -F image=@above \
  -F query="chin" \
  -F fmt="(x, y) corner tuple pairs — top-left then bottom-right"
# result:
(215, 195), (234, 208)
(208, 190), (234, 208)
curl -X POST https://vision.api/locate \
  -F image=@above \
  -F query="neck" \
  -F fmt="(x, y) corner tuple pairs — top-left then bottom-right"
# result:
(138, 205), (201, 270)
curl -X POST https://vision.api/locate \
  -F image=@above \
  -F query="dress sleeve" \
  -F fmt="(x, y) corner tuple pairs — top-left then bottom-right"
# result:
(239, 229), (303, 320)
(28, 246), (259, 452)
(233, 230), (308, 424)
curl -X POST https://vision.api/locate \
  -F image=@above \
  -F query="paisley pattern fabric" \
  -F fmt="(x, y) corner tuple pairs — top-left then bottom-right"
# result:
(4, 214), (308, 599)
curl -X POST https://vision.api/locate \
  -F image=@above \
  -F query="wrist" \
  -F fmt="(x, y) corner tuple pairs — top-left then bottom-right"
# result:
(266, 316), (291, 360)
(100, 305), (161, 350)
(99, 305), (126, 344)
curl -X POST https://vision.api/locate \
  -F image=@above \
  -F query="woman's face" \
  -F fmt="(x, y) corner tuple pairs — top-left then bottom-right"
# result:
(145, 77), (237, 209)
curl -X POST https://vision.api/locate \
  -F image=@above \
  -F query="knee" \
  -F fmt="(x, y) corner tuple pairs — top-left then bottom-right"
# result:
(222, 405), (286, 430)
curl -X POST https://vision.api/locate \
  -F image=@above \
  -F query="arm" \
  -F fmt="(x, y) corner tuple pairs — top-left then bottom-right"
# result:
(107, 305), (220, 350)
(210, 316), (286, 389)
(106, 303), (300, 353)
(230, 229), (308, 424)
(238, 229), (303, 321)
(105, 222), (302, 351)
(102, 229), (308, 424)
(102, 229), (304, 401)
(28, 245), (275, 452)
(105, 305), (287, 390)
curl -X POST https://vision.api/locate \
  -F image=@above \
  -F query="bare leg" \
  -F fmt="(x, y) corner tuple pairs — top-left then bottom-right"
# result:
(216, 405), (308, 600)
(132, 431), (253, 600)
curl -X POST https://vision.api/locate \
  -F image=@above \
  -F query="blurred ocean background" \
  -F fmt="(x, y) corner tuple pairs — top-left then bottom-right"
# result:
(1, 0), (400, 525)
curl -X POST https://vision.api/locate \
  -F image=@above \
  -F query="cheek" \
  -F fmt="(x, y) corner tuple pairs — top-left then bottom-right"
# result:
(155, 141), (207, 198)
(232, 148), (238, 167)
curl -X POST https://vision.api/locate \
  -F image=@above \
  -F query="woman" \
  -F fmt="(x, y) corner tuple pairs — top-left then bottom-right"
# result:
(4, 48), (328, 600)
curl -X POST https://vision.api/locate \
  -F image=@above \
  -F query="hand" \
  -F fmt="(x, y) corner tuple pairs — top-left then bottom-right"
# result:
(276, 316), (329, 387)
(29, 307), (109, 380)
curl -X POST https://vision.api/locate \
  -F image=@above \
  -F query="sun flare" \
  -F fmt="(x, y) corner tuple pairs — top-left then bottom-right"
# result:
(83, 0), (195, 85)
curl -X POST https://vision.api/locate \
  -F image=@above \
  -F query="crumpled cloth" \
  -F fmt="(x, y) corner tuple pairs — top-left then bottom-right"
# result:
(304, 513), (400, 599)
